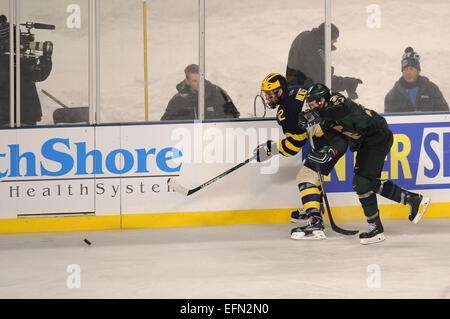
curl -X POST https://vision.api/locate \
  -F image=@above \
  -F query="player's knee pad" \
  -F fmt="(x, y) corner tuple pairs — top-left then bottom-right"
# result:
(352, 174), (380, 195)
(296, 164), (319, 185)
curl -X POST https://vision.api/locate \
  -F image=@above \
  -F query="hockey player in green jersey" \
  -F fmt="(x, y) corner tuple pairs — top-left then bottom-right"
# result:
(254, 73), (348, 239)
(300, 83), (431, 245)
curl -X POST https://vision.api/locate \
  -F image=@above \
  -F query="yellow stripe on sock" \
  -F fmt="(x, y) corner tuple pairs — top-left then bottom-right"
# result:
(304, 201), (321, 211)
(300, 187), (321, 197)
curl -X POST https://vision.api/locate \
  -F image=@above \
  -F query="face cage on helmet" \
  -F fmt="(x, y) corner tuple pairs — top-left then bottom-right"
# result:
(261, 88), (281, 109)
(306, 96), (325, 109)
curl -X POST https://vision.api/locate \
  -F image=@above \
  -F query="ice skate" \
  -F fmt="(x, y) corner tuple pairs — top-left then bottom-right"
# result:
(290, 216), (326, 240)
(291, 203), (323, 223)
(359, 220), (385, 245)
(405, 193), (431, 224)
(290, 208), (308, 223)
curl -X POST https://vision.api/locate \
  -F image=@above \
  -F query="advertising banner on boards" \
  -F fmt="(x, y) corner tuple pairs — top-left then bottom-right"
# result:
(0, 115), (449, 220)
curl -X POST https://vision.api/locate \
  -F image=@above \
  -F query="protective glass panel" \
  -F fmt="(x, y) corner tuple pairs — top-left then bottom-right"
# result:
(99, 0), (198, 123)
(332, 0), (450, 114)
(9, 0), (90, 126)
(0, 1), (11, 127)
(205, 0), (325, 119)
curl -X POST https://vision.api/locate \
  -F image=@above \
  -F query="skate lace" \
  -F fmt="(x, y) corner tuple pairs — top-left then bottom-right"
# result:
(366, 222), (377, 233)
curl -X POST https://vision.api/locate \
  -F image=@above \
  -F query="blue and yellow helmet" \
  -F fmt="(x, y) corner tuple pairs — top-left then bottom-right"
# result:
(261, 73), (287, 92)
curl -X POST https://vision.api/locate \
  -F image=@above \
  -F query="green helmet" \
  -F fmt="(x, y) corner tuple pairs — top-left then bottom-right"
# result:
(306, 83), (331, 107)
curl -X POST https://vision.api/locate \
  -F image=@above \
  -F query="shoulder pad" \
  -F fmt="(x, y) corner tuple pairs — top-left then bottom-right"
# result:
(329, 93), (346, 107)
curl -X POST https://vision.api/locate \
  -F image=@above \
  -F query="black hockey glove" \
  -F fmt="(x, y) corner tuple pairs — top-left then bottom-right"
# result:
(298, 112), (308, 129)
(299, 109), (321, 129)
(343, 77), (362, 100)
(307, 146), (338, 164)
(254, 140), (278, 162)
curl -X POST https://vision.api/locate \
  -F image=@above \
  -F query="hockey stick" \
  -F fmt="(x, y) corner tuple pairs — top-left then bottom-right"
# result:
(168, 155), (256, 196)
(306, 126), (359, 236)
(41, 89), (69, 108)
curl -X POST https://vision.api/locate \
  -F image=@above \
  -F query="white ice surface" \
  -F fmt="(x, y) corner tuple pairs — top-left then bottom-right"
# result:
(1, 218), (449, 299)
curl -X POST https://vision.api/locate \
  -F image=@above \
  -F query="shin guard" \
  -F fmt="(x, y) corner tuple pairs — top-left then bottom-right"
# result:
(377, 180), (406, 203)
(298, 182), (322, 218)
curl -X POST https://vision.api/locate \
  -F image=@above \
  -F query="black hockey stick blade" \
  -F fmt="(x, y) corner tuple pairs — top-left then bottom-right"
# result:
(331, 224), (359, 236)
(326, 208), (359, 236)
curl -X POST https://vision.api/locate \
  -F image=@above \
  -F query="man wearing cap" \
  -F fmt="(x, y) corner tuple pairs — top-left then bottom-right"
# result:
(384, 47), (448, 113)
(286, 23), (363, 99)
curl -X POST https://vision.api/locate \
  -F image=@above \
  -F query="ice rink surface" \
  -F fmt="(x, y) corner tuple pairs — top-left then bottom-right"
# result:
(1, 218), (449, 299)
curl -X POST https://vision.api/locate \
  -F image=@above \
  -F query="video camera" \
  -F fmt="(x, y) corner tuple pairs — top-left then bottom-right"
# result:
(0, 14), (55, 62)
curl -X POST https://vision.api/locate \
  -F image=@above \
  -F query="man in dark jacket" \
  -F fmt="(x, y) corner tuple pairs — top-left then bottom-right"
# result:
(160, 64), (240, 121)
(384, 47), (448, 113)
(286, 23), (362, 99)
(0, 15), (53, 126)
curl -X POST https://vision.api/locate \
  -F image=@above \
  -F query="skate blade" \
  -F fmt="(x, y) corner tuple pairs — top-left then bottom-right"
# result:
(291, 230), (326, 240)
(360, 233), (386, 245)
(412, 197), (431, 224)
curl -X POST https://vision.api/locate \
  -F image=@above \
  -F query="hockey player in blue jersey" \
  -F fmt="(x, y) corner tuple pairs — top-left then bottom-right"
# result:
(254, 73), (349, 239)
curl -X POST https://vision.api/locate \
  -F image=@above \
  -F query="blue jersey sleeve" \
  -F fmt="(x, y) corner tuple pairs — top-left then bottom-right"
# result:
(276, 86), (310, 157)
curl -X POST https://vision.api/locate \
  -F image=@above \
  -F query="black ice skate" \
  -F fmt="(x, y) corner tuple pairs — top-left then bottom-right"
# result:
(290, 216), (326, 240)
(291, 204), (323, 224)
(290, 208), (308, 223)
(405, 193), (431, 224)
(359, 220), (385, 245)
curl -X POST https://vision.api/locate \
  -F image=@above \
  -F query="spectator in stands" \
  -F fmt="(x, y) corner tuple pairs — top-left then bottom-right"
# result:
(384, 47), (448, 113)
(286, 22), (363, 99)
(161, 64), (240, 121)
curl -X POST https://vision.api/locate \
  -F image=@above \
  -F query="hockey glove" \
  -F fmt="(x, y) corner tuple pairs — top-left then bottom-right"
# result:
(298, 112), (309, 129)
(299, 109), (321, 129)
(254, 140), (278, 162)
(307, 146), (338, 164)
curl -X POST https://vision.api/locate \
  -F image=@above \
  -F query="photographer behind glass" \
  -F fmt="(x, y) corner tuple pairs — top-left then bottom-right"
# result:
(0, 14), (54, 126)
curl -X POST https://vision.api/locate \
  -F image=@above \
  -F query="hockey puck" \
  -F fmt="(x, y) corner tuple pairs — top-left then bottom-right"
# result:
(83, 238), (92, 245)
